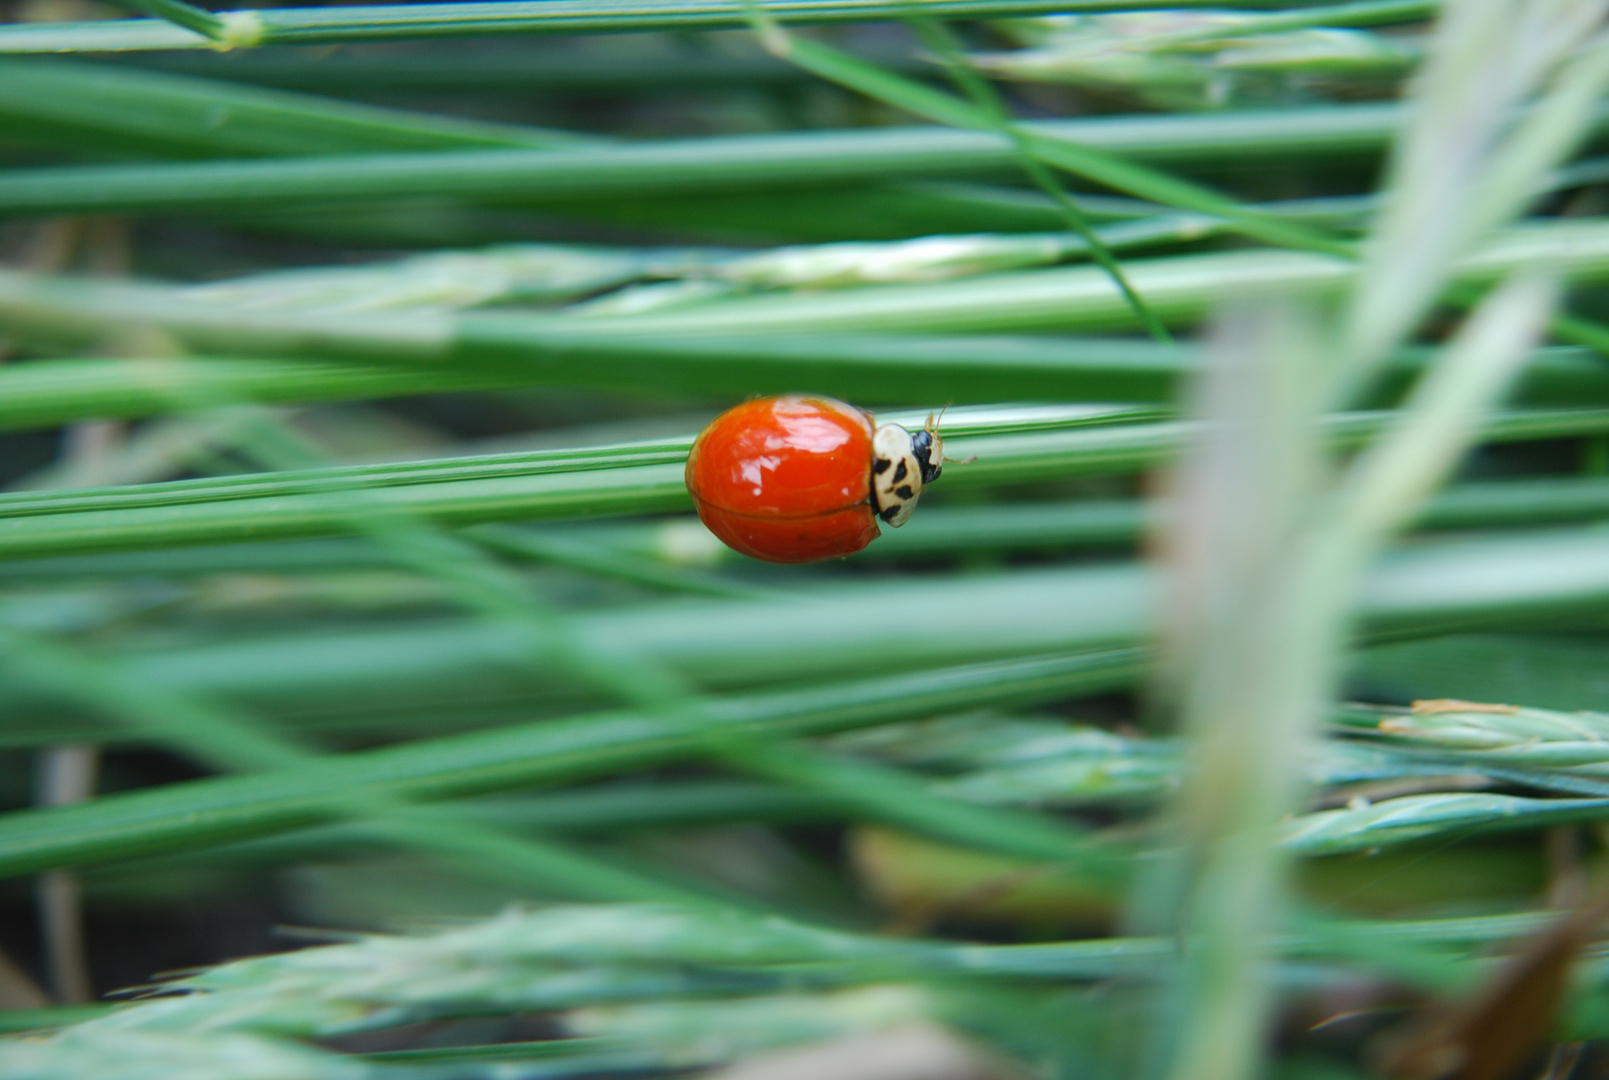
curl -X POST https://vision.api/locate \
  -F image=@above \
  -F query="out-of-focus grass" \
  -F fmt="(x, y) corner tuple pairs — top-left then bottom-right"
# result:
(2, 1), (1609, 1079)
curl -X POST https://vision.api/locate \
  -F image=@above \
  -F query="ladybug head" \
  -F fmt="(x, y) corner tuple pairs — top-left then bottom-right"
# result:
(871, 421), (943, 528)
(913, 417), (945, 485)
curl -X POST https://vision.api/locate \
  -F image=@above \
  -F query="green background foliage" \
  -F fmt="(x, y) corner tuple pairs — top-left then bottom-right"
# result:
(0, 2), (1608, 1079)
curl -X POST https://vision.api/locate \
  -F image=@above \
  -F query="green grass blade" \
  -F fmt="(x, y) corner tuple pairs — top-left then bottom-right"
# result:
(0, 345), (1179, 429)
(0, 357), (536, 430)
(119, 43), (913, 93)
(763, 26), (1351, 257)
(1122, 0), (1435, 43)
(542, 182), (1371, 245)
(0, 104), (1421, 216)
(0, 407), (1601, 559)
(0, 616), (731, 906)
(1, 529), (1607, 748)
(720, 742), (1111, 867)
(102, 0), (226, 39)
(135, 783), (855, 870)
(5, 341), (1609, 431)
(468, 525), (772, 600)
(0, 652), (1140, 877)
(4, 224), (1609, 364)
(1338, 1), (1607, 394)
(1282, 792), (1609, 855)
(0, 58), (588, 159)
(906, 18), (1172, 341)
(513, 222), (1609, 335)
(0, 1006), (112, 1034)
(0, 0), (1392, 52)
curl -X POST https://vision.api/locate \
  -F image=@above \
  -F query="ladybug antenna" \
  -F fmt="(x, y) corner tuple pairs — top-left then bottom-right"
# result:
(926, 406), (972, 466)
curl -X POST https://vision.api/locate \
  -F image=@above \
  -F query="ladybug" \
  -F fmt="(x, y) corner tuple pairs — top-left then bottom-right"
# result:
(684, 395), (945, 564)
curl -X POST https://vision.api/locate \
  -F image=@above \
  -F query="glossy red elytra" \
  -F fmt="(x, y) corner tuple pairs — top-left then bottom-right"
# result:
(684, 395), (945, 564)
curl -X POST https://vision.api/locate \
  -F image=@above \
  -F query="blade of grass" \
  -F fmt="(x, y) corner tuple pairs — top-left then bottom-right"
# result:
(19, 459), (1609, 593)
(1145, 2), (1583, 1062)
(0, 1006), (110, 1034)
(6, 339), (1609, 432)
(99, 0), (227, 42)
(0, 345), (1186, 428)
(1339, 0), (1609, 397)
(118, 42), (920, 93)
(0, 357), (538, 430)
(905, 16), (1171, 341)
(0, 620), (724, 907)
(0, 0), (1414, 53)
(12, 904), (1577, 1022)
(1332, 274), (1561, 552)
(749, 25), (1352, 257)
(0, 103), (1435, 218)
(389, 468), (1609, 560)
(718, 742), (1108, 866)
(1155, 272), (1555, 1080)
(3, 223), (1608, 359)
(0, 406), (1604, 559)
(540, 182), (1374, 245)
(0, 58), (590, 159)
(0, 402), (1149, 517)
(126, 782), (857, 871)
(467, 525), (773, 600)
(1283, 791), (1609, 855)
(1, 526), (1608, 747)
(1099, 0), (1437, 49)
(876, 472), (1609, 557)
(0, 651), (1142, 877)
(181, 223), (1219, 314)
(571, 221), (1597, 335)
(0, 904), (1550, 1052)
(111, 709), (1609, 871)
(1138, 300), (1331, 1080)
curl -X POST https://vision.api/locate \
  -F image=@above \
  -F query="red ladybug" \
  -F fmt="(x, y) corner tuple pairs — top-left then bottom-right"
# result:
(684, 395), (945, 564)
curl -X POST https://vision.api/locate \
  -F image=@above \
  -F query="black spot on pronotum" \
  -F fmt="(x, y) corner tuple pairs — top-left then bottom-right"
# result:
(873, 458), (892, 475)
(891, 460), (908, 483)
(879, 505), (900, 522)
(895, 485), (914, 500)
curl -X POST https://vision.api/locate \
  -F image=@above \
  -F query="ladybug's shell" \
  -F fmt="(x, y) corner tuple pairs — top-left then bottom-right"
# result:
(685, 396), (880, 564)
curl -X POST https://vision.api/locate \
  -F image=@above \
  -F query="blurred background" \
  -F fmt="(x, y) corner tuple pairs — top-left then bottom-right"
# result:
(2, 2), (1609, 1079)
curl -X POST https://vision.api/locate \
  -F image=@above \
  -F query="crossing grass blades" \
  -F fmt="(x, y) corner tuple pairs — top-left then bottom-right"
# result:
(4, 1), (1609, 1079)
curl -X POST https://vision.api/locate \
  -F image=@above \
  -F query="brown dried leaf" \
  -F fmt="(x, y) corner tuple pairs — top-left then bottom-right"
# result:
(1376, 891), (1609, 1080)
